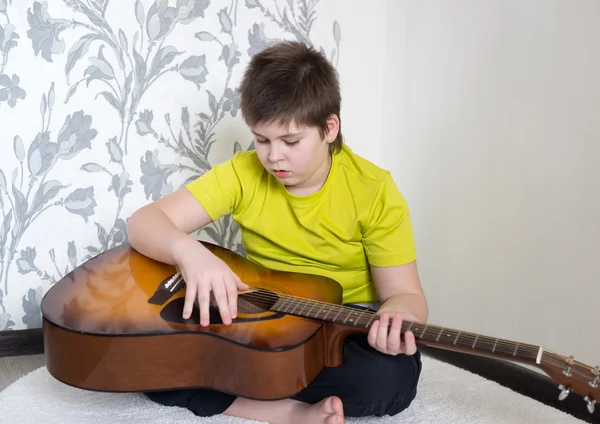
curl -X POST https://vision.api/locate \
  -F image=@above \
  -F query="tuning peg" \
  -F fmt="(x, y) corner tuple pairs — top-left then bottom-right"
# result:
(562, 355), (575, 377)
(584, 396), (596, 414)
(589, 366), (600, 389)
(558, 384), (571, 401)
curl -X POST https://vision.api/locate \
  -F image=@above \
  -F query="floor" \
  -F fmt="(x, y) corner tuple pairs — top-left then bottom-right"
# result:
(0, 354), (46, 392)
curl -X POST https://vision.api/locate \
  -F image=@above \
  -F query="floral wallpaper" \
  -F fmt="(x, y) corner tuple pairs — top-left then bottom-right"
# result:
(0, 0), (341, 332)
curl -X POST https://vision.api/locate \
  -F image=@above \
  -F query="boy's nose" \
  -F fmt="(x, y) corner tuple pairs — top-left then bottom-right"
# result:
(268, 146), (282, 162)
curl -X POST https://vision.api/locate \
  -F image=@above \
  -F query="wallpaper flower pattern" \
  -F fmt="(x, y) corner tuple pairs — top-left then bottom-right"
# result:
(0, 0), (341, 331)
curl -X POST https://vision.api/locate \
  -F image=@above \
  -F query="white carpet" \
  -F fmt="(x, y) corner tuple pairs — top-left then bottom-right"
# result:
(0, 355), (586, 424)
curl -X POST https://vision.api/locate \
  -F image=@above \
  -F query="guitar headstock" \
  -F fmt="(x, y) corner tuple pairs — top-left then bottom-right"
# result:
(539, 351), (599, 415)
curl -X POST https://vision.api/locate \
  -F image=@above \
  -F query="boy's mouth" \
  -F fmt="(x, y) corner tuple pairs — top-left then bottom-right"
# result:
(273, 170), (290, 178)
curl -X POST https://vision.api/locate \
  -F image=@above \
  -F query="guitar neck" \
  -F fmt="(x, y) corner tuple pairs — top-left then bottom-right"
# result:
(271, 295), (543, 366)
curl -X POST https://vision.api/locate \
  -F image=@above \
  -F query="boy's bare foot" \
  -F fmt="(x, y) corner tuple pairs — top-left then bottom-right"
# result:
(223, 395), (345, 424)
(294, 396), (345, 424)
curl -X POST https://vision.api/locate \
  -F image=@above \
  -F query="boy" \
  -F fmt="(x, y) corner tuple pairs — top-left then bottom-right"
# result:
(126, 41), (428, 424)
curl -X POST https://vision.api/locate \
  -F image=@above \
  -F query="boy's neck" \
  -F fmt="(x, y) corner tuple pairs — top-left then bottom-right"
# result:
(286, 153), (333, 197)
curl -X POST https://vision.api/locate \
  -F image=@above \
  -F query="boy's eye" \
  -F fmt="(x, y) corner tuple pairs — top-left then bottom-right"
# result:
(254, 137), (299, 146)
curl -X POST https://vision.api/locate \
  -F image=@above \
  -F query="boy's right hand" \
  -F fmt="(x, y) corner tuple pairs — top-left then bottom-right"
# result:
(172, 237), (249, 326)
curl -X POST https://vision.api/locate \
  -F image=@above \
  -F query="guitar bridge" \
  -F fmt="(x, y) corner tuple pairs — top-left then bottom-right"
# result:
(148, 272), (185, 305)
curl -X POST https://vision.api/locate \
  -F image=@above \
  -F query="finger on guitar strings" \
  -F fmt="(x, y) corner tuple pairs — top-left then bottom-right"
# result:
(182, 276), (197, 320)
(387, 313), (403, 354)
(376, 313), (391, 353)
(225, 272), (239, 320)
(402, 329), (417, 355)
(212, 278), (232, 325)
(199, 283), (212, 327)
(367, 316), (379, 348)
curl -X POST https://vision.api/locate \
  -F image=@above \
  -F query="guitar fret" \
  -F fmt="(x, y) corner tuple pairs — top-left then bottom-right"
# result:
(305, 301), (313, 316)
(355, 310), (365, 326)
(436, 327), (444, 342)
(286, 299), (294, 313)
(472, 334), (479, 348)
(342, 309), (358, 325)
(434, 330), (459, 344)
(332, 307), (343, 322)
(458, 332), (478, 348)
(410, 323), (420, 335)
(281, 299), (290, 313)
(496, 342), (515, 355)
(477, 335), (496, 349)
(366, 314), (376, 327)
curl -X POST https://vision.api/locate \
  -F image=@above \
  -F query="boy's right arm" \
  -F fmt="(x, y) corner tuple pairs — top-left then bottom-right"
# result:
(126, 186), (212, 265)
(126, 187), (248, 326)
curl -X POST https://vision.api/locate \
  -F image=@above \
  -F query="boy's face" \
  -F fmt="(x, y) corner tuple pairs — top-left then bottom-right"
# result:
(251, 116), (339, 195)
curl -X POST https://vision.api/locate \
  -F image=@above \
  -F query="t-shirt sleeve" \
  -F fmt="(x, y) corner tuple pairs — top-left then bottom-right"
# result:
(184, 153), (244, 222)
(362, 173), (417, 267)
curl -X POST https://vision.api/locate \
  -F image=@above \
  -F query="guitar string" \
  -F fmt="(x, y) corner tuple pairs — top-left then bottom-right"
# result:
(249, 292), (599, 379)
(168, 277), (597, 375)
(244, 292), (599, 381)
(238, 290), (545, 355)
(170, 274), (544, 356)
(235, 291), (599, 380)
(168, 273), (534, 353)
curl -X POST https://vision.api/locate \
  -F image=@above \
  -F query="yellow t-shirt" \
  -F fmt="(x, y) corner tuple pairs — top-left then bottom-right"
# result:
(185, 144), (416, 304)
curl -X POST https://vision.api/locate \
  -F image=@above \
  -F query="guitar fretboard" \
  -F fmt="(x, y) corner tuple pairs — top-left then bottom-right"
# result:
(272, 296), (541, 364)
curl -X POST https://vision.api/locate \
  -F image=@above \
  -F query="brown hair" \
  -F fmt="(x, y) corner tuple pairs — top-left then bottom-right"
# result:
(238, 41), (343, 154)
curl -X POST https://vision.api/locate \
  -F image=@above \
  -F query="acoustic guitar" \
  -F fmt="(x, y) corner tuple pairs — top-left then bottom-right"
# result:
(40, 241), (598, 414)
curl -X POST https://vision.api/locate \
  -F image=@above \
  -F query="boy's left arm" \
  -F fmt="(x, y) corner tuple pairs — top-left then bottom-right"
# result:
(362, 173), (428, 356)
(372, 261), (428, 323)
(367, 261), (429, 356)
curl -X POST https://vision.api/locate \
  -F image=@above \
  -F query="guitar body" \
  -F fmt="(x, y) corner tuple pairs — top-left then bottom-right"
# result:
(41, 242), (353, 400)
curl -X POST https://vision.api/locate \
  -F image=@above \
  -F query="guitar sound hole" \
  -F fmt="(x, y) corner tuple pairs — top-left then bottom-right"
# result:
(159, 291), (283, 325)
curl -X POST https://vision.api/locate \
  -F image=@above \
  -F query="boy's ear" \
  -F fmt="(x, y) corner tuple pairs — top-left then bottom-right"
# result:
(325, 114), (340, 143)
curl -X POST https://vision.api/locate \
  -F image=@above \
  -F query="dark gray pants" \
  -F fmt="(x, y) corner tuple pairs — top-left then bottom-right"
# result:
(145, 333), (422, 417)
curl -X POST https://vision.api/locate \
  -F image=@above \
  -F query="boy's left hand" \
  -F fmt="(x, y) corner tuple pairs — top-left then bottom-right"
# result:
(367, 312), (417, 356)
